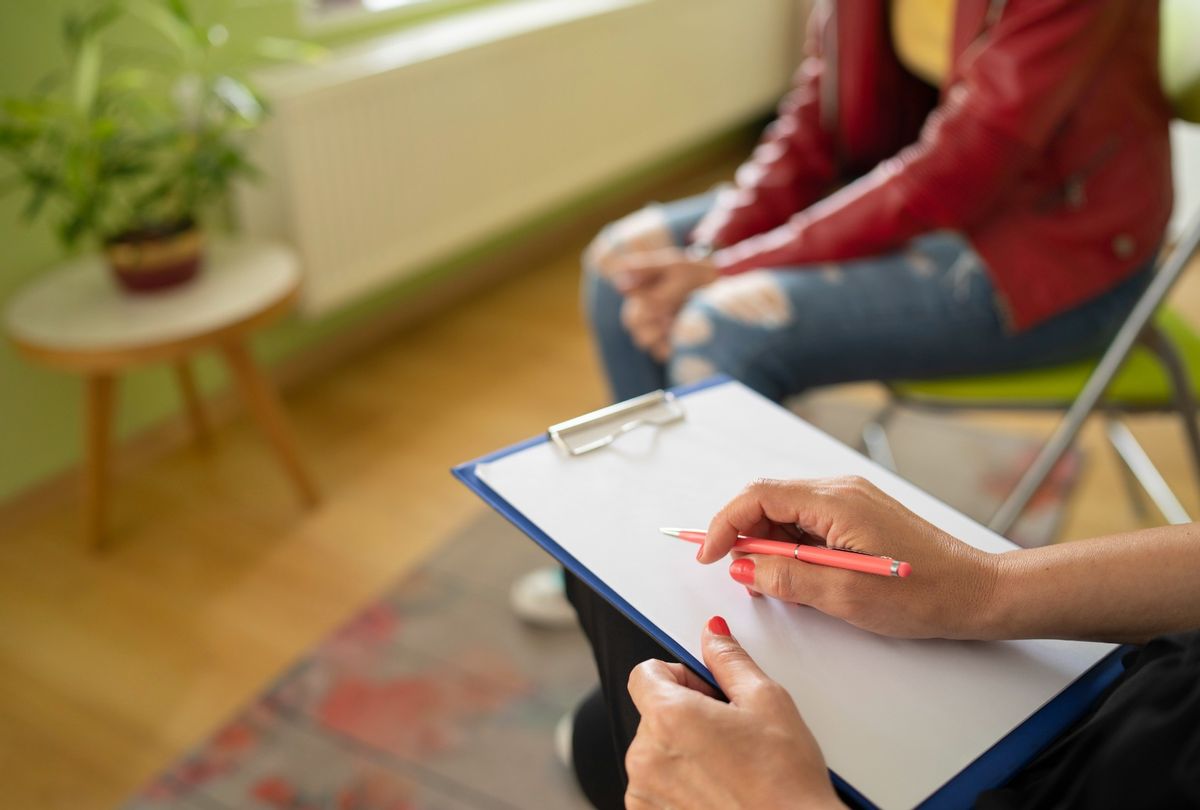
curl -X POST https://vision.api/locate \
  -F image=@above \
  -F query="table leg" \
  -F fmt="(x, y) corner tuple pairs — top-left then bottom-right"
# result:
(220, 340), (319, 506)
(84, 374), (115, 550)
(174, 360), (211, 445)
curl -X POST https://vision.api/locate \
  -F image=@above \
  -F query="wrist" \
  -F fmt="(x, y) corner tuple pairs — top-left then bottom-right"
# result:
(969, 550), (1019, 641)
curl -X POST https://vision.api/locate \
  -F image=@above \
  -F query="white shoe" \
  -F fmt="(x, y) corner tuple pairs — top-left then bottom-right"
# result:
(510, 566), (579, 629)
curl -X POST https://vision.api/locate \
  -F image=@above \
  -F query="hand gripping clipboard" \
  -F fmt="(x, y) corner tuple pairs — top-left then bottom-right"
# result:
(453, 376), (1127, 810)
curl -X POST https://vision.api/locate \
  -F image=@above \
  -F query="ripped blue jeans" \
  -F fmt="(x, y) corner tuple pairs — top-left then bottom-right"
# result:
(584, 191), (1153, 403)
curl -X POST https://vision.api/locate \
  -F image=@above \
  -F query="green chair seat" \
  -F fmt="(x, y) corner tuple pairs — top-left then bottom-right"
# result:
(892, 309), (1200, 409)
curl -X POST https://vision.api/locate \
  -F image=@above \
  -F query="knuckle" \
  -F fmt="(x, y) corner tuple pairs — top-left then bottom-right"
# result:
(824, 590), (862, 623)
(625, 743), (655, 783)
(848, 475), (880, 497)
(627, 662), (644, 692)
(709, 644), (749, 674)
(747, 678), (789, 707)
(651, 698), (685, 734)
(746, 477), (784, 497)
(764, 561), (799, 597)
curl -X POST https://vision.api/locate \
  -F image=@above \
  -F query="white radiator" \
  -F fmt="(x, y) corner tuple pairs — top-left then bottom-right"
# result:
(235, 0), (798, 315)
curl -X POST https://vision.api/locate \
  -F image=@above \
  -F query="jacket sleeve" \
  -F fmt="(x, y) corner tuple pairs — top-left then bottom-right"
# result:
(712, 0), (1131, 274)
(689, 2), (839, 249)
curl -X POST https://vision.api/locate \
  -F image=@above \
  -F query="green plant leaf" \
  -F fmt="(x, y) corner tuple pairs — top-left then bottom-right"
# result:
(254, 37), (326, 64)
(22, 180), (52, 220)
(105, 67), (153, 93)
(73, 38), (102, 114)
(212, 76), (263, 123)
(6, 0), (276, 250)
(164, 0), (195, 26)
(63, 4), (122, 51)
(127, 0), (200, 56)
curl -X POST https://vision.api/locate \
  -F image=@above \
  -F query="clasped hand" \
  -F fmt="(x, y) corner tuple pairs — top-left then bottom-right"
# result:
(611, 248), (718, 362)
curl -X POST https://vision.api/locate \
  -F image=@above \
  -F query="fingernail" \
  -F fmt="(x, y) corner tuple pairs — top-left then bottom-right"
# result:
(745, 586), (762, 598)
(695, 544), (704, 562)
(707, 615), (730, 636)
(729, 558), (755, 586)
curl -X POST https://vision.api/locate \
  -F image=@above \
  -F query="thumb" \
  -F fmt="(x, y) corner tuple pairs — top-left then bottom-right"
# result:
(701, 616), (770, 704)
(613, 249), (677, 292)
(613, 262), (659, 293)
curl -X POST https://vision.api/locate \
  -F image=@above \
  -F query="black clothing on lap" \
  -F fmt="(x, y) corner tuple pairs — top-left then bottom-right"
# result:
(566, 570), (1200, 809)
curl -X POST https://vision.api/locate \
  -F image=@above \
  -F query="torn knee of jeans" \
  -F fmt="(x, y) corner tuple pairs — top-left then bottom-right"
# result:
(703, 271), (792, 328)
(905, 249), (937, 278)
(819, 264), (845, 284)
(669, 355), (719, 385)
(947, 252), (983, 301)
(671, 308), (714, 348)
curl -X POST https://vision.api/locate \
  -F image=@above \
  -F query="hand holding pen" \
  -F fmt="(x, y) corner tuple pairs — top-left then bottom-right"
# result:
(691, 477), (1002, 640)
(663, 528), (912, 578)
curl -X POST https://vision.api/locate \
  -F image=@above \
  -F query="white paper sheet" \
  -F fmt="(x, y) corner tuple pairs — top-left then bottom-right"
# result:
(475, 382), (1114, 809)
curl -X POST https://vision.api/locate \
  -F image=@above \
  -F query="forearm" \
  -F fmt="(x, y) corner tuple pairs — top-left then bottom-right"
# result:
(979, 524), (1200, 644)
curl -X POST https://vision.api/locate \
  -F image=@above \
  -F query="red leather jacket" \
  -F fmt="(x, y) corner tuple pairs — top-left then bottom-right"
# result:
(695, 0), (1173, 330)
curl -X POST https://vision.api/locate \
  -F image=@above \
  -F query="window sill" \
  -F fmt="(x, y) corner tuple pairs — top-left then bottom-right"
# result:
(299, 0), (485, 37)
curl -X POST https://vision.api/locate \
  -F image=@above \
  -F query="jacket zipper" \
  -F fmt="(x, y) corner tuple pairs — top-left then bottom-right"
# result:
(1063, 136), (1122, 210)
(985, 0), (1008, 28)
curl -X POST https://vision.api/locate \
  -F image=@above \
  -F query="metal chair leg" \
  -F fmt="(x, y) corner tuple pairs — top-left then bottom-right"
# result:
(1104, 412), (1152, 523)
(1140, 324), (1200, 500)
(989, 210), (1200, 536)
(988, 396), (1098, 536)
(1104, 418), (1191, 524)
(861, 399), (899, 472)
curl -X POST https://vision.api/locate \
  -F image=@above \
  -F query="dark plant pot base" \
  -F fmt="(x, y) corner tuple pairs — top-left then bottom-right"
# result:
(105, 223), (204, 294)
(112, 253), (203, 292)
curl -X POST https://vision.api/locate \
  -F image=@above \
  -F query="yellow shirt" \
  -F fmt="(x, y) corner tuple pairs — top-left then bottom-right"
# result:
(892, 0), (955, 86)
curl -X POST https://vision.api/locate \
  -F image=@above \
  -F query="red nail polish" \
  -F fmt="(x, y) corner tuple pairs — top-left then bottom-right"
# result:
(707, 615), (730, 636)
(729, 558), (755, 586)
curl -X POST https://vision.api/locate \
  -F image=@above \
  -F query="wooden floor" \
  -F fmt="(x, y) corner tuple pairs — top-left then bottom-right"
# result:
(3, 165), (1199, 808)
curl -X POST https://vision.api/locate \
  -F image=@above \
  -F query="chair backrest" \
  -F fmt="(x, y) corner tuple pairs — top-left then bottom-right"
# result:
(1163, 0), (1200, 122)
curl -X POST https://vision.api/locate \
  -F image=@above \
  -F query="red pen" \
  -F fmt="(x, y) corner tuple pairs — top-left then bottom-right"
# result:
(660, 528), (912, 578)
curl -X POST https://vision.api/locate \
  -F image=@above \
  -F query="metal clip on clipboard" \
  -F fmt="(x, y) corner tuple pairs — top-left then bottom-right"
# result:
(548, 390), (685, 456)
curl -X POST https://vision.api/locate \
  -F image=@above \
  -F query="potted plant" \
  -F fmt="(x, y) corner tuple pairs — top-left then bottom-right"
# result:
(0, 1), (316, 292)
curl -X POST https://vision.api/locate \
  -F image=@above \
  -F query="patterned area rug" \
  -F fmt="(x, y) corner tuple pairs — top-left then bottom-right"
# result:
(124, 400), (1078, 810)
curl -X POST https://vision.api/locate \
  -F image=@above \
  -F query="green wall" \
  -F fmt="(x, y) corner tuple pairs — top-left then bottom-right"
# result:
(0, 0), (502, 503)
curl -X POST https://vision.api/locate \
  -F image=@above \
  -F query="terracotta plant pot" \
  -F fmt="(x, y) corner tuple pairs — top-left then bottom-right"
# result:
(103, 219), (205, 293)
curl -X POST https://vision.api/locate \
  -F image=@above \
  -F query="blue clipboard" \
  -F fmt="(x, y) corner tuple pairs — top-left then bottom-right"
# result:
(452, 376), (1129, 809)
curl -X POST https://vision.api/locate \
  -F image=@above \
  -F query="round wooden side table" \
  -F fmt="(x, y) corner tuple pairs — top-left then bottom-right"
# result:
(5, 239), (320, 549)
